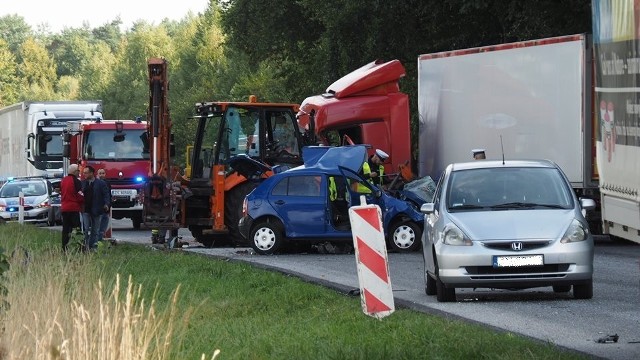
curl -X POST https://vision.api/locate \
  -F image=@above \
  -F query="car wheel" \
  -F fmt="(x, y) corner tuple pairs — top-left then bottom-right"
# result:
(388, 220), (422, 252)
(47, 209), (56, 226)
(434, 258), (455, 302)
(425, 273), (437, 295)
(552, 285), (571, 293)
(573, 280), (593, 299)
(250, 220), (284, 255)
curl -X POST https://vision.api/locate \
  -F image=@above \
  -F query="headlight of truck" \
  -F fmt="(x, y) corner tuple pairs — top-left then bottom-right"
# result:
(560, 219), (588, 243)
(442, 223), (472, 246)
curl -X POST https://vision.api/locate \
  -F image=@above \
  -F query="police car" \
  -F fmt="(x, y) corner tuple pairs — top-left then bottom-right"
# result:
(0, 177), (59, 225)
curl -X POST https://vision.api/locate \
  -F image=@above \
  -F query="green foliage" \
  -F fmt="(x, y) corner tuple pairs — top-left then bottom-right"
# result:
(0, 39), (20, 106)
(0, 14), (32, 56)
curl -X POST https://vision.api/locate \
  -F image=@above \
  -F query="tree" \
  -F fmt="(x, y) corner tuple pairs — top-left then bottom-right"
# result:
(17, 37), (57, 100)
(0, 14), (32, 57)
(0, 39), (20, 106)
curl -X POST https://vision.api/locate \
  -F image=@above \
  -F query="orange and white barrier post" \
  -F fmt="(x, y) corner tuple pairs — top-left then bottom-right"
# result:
(349, 195), (394, 319)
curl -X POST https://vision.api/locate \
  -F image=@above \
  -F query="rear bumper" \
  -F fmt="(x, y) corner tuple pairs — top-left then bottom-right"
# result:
(238, 215), (254, 240)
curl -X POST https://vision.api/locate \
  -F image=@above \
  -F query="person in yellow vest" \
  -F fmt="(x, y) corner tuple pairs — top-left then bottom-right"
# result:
(357, 149), (389, 193)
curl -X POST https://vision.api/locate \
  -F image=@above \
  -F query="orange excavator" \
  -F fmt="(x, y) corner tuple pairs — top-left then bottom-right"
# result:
(143, 57), (313, 246)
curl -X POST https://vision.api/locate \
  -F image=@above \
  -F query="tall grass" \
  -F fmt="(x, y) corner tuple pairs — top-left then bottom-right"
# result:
(0, 224), (218, 360)
(0, 224), (585, 359)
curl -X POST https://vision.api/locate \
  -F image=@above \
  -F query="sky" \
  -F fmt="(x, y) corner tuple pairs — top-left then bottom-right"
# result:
(1, 0), (211, 32)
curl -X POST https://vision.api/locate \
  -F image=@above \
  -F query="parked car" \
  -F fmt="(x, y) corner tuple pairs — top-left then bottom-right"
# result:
(0, 177), (60, 226)
(420, 160), (596, 302)
(239, 145), (426, 255)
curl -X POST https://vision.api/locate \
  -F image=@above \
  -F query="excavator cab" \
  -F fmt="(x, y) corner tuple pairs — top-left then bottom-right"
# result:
(185, 98), (309, 246)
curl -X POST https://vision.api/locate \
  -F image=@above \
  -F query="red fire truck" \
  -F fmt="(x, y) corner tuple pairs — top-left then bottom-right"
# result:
(63, 119), (149, 229)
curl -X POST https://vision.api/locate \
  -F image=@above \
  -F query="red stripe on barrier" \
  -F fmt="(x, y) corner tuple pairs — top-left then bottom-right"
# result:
(363, 288), (391, 313)
(356, 236), (389, 283)
(354, 207), (382, 232)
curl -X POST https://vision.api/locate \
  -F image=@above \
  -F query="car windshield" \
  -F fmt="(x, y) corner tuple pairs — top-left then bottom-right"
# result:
(446, 167), (573, 211)
(0, 182), (47, 198)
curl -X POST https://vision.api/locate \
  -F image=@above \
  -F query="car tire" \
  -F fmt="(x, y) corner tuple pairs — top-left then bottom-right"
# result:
(573, 280), (593, 299)
(47, 209), (56, 227)
(552, 285), (571, 293)
(250, 219), (284, 255)
(388, 220), (422, 252)
(425, 273), (437, 295)
(434, 259), (455, 302)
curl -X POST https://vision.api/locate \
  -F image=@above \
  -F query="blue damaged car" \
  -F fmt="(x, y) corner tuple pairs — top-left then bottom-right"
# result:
(239, 145), (428, 255)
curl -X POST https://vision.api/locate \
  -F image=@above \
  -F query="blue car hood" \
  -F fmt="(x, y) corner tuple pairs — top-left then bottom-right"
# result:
(449, 210), (576, 241)
(302, 145), (367, 174)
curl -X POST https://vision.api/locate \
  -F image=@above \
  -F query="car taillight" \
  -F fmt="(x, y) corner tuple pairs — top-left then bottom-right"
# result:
(242, 197), (248, 217)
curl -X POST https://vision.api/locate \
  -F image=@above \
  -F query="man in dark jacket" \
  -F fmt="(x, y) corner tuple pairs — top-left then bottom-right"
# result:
(81, 166), (111, 251)
(60, 164), (84, 252)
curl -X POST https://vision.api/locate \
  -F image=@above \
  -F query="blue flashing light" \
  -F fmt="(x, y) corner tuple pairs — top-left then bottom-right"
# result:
(135, 176), (144, 183)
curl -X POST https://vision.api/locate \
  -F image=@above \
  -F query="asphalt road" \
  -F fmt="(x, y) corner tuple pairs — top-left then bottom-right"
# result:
(99, 219), (640, 359)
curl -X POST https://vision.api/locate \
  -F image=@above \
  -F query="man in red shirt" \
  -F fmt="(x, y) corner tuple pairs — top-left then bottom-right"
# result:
(60, 164), (84, 252)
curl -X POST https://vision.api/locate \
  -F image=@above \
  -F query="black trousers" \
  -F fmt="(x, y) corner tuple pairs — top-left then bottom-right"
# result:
(61, 211), (82, 251)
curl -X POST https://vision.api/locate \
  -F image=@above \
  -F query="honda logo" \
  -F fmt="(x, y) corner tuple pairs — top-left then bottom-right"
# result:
(511, 242), (523, 251)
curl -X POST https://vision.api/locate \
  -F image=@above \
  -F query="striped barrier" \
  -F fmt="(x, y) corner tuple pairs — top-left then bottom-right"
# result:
(349, 195), (395, 319)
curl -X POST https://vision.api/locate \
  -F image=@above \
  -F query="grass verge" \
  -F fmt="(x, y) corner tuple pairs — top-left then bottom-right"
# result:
(0, 223), (586, 359)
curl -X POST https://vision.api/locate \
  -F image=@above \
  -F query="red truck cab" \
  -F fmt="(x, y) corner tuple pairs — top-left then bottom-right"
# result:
(64, 119), (149, 229)
(297, 59), (411, 175)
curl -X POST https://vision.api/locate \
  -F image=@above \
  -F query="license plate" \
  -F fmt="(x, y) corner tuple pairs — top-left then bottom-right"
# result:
(493, 254), (544, 267)
(10, 212), (19, 219)
(112, 189), (136, 196)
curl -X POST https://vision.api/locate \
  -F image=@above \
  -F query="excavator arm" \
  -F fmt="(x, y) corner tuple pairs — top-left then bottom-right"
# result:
(143, 58), (180, 233)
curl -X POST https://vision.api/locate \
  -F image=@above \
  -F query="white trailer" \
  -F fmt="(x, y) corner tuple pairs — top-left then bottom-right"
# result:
(417, 34), (600, 230)
(592, 2), (640, 244)
(0, 101), (102, 180)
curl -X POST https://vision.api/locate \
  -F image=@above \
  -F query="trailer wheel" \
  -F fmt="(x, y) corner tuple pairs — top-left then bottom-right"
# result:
(225, 181), (258, 246)
(388, 220), (421, 252)
(250, 220), (284, 255)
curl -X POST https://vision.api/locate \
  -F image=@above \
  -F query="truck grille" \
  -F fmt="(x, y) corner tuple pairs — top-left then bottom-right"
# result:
(108, 178), (140, 186)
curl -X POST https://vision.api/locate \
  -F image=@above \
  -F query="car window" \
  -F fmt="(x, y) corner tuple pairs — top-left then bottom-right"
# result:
(447, 167), (573, 210)
(271, 176), (321, 197)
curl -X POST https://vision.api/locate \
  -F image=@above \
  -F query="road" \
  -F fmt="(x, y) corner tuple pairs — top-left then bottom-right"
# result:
(103, 219), (640, 359)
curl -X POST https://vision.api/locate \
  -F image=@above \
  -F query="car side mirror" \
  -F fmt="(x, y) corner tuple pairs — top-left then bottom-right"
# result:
(579, 198), (596, 211)
(420, 203), (435, 214)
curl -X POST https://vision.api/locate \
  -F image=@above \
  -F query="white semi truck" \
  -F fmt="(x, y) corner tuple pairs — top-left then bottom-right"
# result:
(417, 34), (602, 233)
(0, 101), (103, 180)
(591, 2), (640, 244)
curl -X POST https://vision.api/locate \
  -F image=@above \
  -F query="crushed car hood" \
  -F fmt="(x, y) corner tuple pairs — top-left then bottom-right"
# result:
(302, 145), (367, 174)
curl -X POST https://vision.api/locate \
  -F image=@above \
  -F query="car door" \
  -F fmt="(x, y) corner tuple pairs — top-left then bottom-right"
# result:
(268, 174), (327, 237)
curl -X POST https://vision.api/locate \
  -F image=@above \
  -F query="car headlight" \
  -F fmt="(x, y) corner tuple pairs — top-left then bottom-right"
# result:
(0, 205), (5, 211)
(35, 200), (50, 209)
(442, 223), (472, 246)
(560, 219), (588, 243)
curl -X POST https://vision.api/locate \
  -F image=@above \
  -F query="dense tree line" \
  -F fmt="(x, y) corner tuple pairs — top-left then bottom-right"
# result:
(0, 0), (591, 164)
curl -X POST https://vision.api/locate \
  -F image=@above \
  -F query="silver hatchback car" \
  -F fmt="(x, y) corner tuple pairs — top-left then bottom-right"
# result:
(420, 160), (596, 302)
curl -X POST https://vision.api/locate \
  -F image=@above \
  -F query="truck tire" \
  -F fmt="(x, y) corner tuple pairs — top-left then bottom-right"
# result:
(225, 181), (258, 246)
(132, 215), (142, 230)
